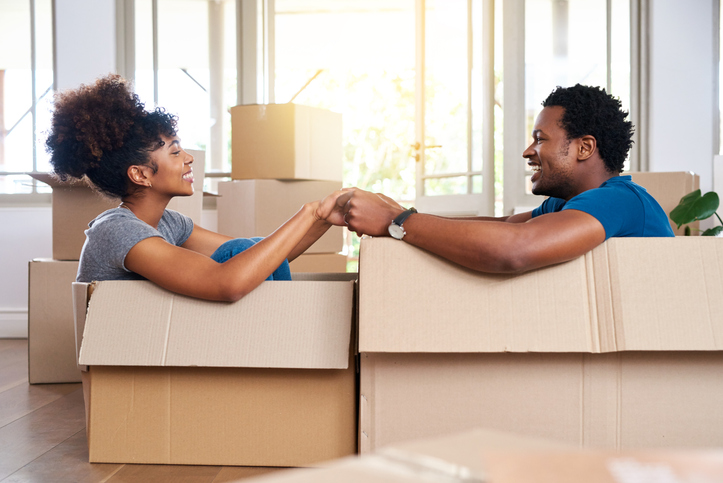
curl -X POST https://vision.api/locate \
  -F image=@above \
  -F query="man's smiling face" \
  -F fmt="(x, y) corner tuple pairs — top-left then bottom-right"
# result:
(523, 106), (580, 201)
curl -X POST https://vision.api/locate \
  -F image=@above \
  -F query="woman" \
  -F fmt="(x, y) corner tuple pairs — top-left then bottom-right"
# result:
(46, 74), (347, 301)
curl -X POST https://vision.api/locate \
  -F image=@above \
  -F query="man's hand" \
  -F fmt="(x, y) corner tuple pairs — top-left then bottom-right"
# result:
(341, 189), (405, 236)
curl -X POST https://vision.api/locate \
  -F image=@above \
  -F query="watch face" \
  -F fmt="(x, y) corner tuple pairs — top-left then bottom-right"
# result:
(388, 223), (405, 239)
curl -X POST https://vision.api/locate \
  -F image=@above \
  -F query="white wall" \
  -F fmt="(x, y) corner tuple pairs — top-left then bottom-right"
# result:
(648, 0), (717, 192)
(0, 208), (52, 337)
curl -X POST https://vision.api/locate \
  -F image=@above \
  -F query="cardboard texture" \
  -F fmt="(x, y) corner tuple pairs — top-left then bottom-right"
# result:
(231, 103), (342, 181)
(357, 237), (723, 452)
(73, 277), (357, 466)
(238, 429), (723, 483)
(629, 171), (699, 236)
(32, 154), (205, 260)
(289, 253), (348, 273)
(27, 260), (81, 384)
(30, 173), (118, 260)
(217, 179), (343, 254)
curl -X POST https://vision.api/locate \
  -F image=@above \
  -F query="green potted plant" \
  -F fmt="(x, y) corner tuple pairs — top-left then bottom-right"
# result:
(670, 189), (722, 236)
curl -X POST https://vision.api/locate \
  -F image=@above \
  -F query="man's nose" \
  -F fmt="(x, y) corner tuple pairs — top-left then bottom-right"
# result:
(522, 144), (535, 158)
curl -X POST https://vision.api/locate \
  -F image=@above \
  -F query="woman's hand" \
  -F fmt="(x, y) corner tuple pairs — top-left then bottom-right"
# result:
(315, 188), (356, 226)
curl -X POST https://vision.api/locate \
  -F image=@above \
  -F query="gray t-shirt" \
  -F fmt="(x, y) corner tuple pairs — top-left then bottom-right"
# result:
(76, 207), (194, 282)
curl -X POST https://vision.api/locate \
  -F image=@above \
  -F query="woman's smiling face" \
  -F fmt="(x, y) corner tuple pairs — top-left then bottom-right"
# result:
(148, 135), (195, 197)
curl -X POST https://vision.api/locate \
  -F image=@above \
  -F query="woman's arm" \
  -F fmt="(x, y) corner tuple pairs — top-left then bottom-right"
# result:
(125, 202), (323, 302)
(181, 225), (234, 257)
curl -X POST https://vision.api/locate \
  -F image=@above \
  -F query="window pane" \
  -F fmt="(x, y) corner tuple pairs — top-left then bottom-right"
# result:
(0, 0), (31, 174)
(157, 0), (209, 153)
(274, 0), (416, 201)
(525, 0), (607, 137)
(424, 0), (469, 179)
(424, 175), (467, 196)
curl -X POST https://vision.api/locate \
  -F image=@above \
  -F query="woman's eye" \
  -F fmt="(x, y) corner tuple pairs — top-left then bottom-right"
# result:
(173, 151), (181, 156)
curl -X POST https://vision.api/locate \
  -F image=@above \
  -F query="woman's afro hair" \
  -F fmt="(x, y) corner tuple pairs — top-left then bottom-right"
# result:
(45, 74), (178, 198)
(542, 84), (634, 173)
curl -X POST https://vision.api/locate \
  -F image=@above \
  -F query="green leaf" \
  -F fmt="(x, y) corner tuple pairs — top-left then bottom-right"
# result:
(702, 226), (723, 236)
(684, 225), (691, 236)
(670, 190), (720, 228)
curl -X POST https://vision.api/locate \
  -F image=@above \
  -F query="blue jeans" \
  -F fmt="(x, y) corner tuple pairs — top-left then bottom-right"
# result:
(210, 237), (292, 281)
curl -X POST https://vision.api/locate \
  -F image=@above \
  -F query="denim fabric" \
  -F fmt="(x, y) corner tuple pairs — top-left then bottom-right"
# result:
(210, 237), (292, 281)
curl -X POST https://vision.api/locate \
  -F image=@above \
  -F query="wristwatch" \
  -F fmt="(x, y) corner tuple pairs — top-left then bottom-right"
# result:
(388, 208), (418, 240)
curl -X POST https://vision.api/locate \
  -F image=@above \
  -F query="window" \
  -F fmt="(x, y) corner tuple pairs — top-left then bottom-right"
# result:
(133, 0), (238, 191)
(258, 0), (634, 216)
(0, 0), (54, 194)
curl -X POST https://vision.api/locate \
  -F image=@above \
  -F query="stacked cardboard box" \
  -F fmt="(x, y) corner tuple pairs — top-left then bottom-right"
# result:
(218, 104), (347, 273)
(629, 171), (699, 235)
(27, 151), (205, 384)
(73, 272), (358, 466)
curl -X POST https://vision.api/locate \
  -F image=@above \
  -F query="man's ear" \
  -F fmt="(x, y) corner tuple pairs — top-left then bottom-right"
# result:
(577, 135), (597, 161)
(127, 165), (153, 188)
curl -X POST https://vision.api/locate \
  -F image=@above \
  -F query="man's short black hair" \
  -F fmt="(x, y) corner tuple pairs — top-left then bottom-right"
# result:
(542, 84), (634, 173)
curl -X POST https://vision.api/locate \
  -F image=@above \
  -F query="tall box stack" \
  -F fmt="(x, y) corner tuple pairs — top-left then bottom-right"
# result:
(27, 151), (205, 384)
(219, 104), (347, 273)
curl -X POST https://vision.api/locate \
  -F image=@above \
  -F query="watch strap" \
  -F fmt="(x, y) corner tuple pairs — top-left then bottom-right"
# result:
(392, 207), (418, 228)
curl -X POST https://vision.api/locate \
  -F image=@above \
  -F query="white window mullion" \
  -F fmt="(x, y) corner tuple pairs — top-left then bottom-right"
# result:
(502, 0), (528, 215)
(482, 0), (495, 214)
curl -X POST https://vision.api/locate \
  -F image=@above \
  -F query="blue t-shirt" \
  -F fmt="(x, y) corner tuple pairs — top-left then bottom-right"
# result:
(530, 176), (674, 240)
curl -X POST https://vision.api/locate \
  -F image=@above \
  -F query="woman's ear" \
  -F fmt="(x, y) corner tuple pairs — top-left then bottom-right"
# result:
(127, 165), (153, 188)
(578, 135), (597, 161)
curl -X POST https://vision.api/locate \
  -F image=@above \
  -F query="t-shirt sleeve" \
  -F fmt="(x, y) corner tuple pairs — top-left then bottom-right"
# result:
(561, 186), (642, 240)
(85, 212), (164, 274)
(160, 209), (194, 246)
(531, 197), (565, 218)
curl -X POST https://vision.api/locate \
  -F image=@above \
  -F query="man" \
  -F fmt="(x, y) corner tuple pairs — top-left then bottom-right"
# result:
(340, 84), (674, 273)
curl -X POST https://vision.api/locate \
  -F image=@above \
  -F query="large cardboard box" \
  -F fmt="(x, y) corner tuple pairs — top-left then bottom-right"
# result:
(73, 274), (357, 467)
(231, 103), (342, 182)
(290, 253), (348, 273)
(31, 149), (205, 260)
(357, 237), (723, 453)
(629, 171), (699, 235)
(239, 429), (723, 483)
(28, 259), (81, 384)
(217, 179), (343, 254)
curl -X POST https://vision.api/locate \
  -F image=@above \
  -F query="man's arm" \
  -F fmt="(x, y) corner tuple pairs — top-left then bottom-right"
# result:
(399, 210), (604, 273)
(341, 190), (604, 273)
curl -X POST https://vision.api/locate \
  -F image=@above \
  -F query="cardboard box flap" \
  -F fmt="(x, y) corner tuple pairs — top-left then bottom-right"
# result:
(29, 172), (94, 189)
(358, 238), (599, 354)
(358, 237), (723, 354)
(603, 237), (723, 351)
(79, 280), (354, 369)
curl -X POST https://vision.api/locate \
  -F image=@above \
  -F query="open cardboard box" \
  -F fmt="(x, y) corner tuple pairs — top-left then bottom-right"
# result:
(72, 272), (358, 467)
(231, 104), (342, 182)
(358, 237), (723, 453)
